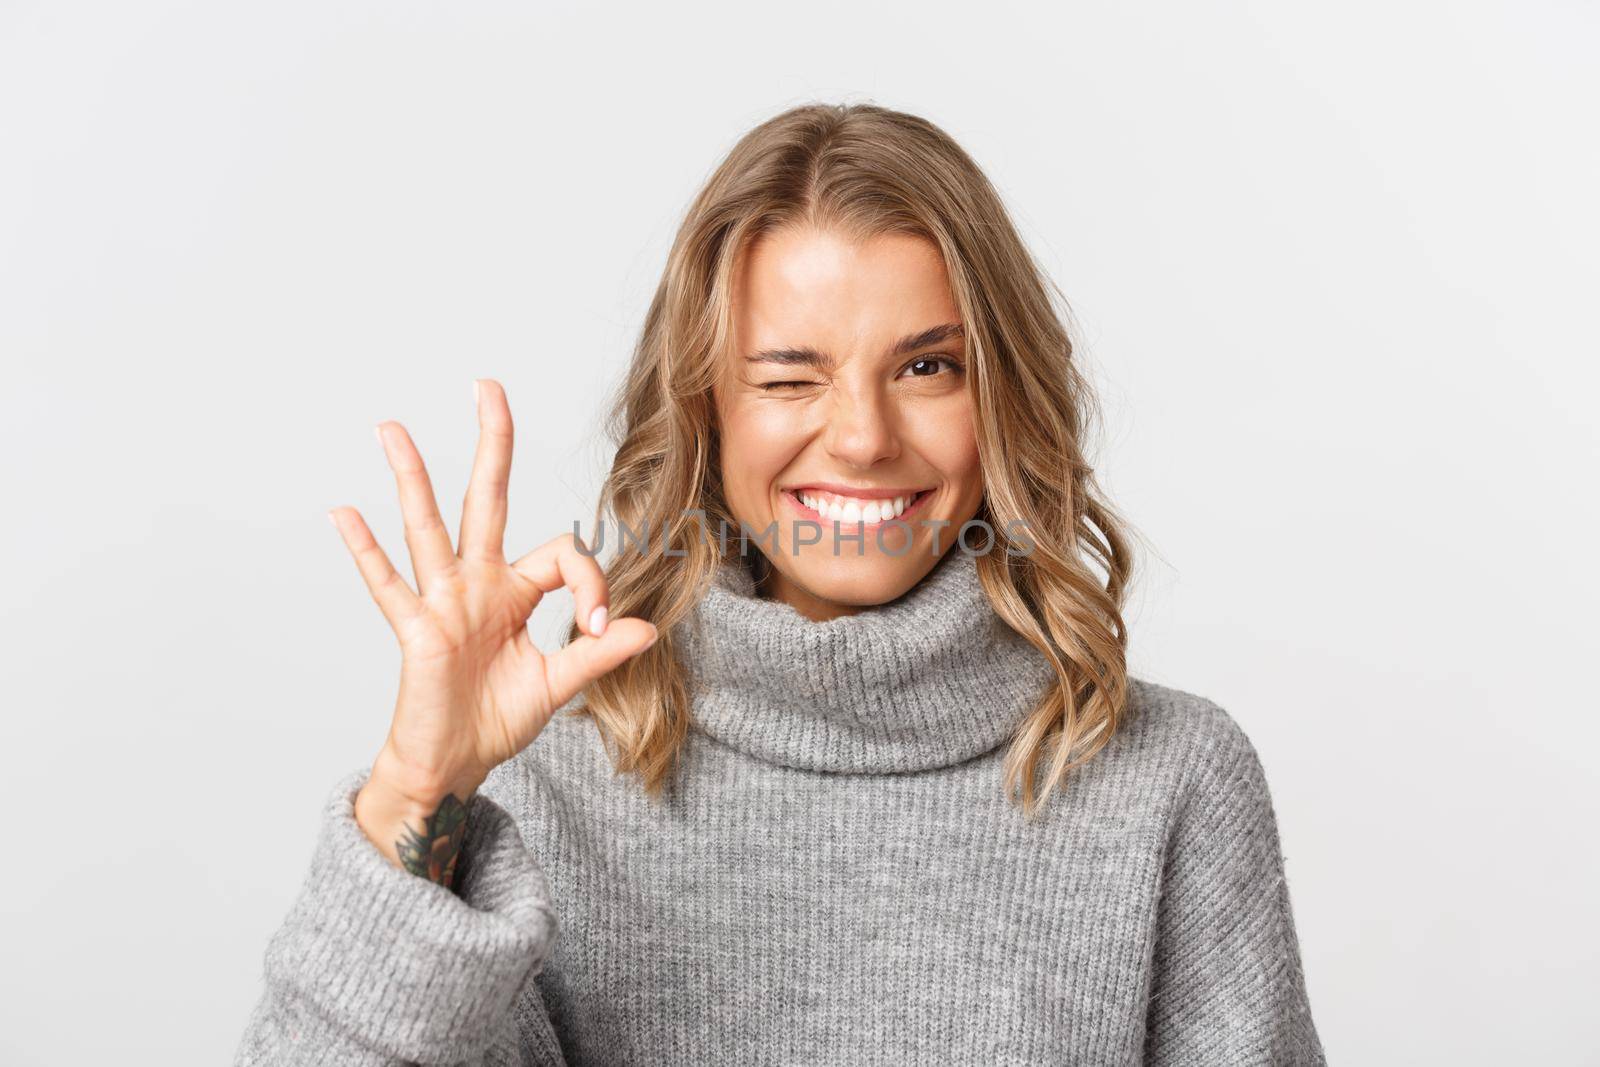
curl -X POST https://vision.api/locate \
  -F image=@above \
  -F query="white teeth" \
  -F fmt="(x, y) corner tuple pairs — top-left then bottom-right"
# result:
(795, 490), (920, 522)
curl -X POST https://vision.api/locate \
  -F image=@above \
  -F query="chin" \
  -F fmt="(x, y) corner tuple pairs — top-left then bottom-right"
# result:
(783, 552), (931, 608)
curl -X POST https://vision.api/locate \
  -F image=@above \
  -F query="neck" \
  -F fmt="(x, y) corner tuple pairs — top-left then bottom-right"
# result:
(673, 548), (1058, 774)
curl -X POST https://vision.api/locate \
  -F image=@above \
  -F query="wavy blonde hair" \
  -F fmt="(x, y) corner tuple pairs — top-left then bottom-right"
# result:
(564, 102), (1136, 816)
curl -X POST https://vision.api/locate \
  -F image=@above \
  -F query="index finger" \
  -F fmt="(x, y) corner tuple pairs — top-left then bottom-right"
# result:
(510, 532), (611, 638)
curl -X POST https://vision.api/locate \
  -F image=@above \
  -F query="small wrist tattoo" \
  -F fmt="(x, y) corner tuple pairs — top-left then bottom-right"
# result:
(396, 793), (470, 886)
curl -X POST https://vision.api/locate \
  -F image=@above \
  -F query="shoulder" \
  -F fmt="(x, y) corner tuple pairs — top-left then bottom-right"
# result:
(1117, 677), (1282, 849)
(1113, 676), (1260, 770)
(1104, 676), (1276, 818)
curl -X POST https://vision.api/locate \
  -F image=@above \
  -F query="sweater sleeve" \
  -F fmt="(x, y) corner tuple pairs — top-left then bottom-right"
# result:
(1144, 714), (1326, 1065)
(232, 765), (566, 1066)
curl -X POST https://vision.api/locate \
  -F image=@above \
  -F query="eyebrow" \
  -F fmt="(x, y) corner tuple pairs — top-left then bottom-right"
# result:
(744, 322), (965, 369)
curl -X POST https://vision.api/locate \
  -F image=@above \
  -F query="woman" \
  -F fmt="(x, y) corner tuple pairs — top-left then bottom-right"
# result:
(235, 103), (1325, 1065)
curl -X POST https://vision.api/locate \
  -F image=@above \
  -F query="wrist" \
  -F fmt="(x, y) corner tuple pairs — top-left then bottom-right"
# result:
(355, 749), (487, 885)
(369, 743), (487, 810)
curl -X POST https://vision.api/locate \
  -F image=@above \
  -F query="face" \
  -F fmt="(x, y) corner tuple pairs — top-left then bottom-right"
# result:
(714, 225), (984, 621)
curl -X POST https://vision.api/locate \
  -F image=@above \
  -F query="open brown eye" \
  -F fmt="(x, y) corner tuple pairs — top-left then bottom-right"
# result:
(902, 356), (962, 378)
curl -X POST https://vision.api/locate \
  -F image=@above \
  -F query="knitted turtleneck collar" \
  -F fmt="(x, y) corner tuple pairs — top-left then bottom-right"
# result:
(672, 548), (1058, 775)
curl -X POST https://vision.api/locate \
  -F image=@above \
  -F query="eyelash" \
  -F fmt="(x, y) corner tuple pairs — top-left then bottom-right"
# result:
(759, 355), (966, 391)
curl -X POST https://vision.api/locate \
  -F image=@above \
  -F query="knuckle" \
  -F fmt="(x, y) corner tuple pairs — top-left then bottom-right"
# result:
(405, 514), (449, 539)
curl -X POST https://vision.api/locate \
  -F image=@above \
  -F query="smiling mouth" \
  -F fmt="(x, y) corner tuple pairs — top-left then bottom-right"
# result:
(782, 487), (935, 527)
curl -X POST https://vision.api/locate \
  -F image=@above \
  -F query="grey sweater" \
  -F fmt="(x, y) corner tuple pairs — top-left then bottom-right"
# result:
(235, 548), (1325, 1065)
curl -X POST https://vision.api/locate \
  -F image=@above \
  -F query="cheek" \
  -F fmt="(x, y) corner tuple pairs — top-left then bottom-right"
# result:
(719, 403), (811, 507)
(911, 399), (982, 492)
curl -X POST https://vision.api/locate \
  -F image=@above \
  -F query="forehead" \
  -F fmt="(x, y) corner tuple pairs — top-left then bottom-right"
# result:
(731, 227), (959, 353)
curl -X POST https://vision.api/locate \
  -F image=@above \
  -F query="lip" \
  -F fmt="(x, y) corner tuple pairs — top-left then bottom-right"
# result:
(781, 486), (935, 527)
(782, 482), (932, 499)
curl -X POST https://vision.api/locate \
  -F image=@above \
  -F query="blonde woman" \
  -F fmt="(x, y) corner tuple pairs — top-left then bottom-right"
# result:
(235, 103), (1325, 1065)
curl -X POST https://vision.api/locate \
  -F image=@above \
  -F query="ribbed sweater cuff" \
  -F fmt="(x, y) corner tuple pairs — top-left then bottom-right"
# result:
(260, 767), (558, 1063)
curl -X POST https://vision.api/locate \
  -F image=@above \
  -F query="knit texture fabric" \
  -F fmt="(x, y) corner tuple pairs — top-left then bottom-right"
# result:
(235, 548), (1325, 1065)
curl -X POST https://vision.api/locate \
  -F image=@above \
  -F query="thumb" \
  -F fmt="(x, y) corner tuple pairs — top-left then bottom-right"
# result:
(542, 617), (658, 710)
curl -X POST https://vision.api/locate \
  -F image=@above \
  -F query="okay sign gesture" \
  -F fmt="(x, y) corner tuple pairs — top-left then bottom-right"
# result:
(328, 379), (657, 881)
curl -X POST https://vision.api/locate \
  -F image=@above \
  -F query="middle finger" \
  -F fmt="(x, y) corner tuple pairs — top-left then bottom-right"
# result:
(458, 378), (513, 564)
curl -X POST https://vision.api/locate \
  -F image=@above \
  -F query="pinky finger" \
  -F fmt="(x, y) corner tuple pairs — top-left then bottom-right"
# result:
(328, 507), (426, 631)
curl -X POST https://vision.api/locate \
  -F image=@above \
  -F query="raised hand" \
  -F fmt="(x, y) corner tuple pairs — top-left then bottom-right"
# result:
(328, 378), (657, 884)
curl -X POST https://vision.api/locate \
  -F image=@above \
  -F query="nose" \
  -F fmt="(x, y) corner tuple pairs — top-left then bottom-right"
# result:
(822, 384), (900, 469)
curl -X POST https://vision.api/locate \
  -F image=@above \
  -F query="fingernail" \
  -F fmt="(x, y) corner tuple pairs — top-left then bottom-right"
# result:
(374, 423), (386, 448)
(473, 379), (482, 406)
(643, 627), (658, 650)
(589, 605), (608, 637)
(327, 509), (338, 528)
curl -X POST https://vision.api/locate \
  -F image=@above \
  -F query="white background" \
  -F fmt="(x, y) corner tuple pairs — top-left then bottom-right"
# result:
(2, 2), (1595, 1062)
